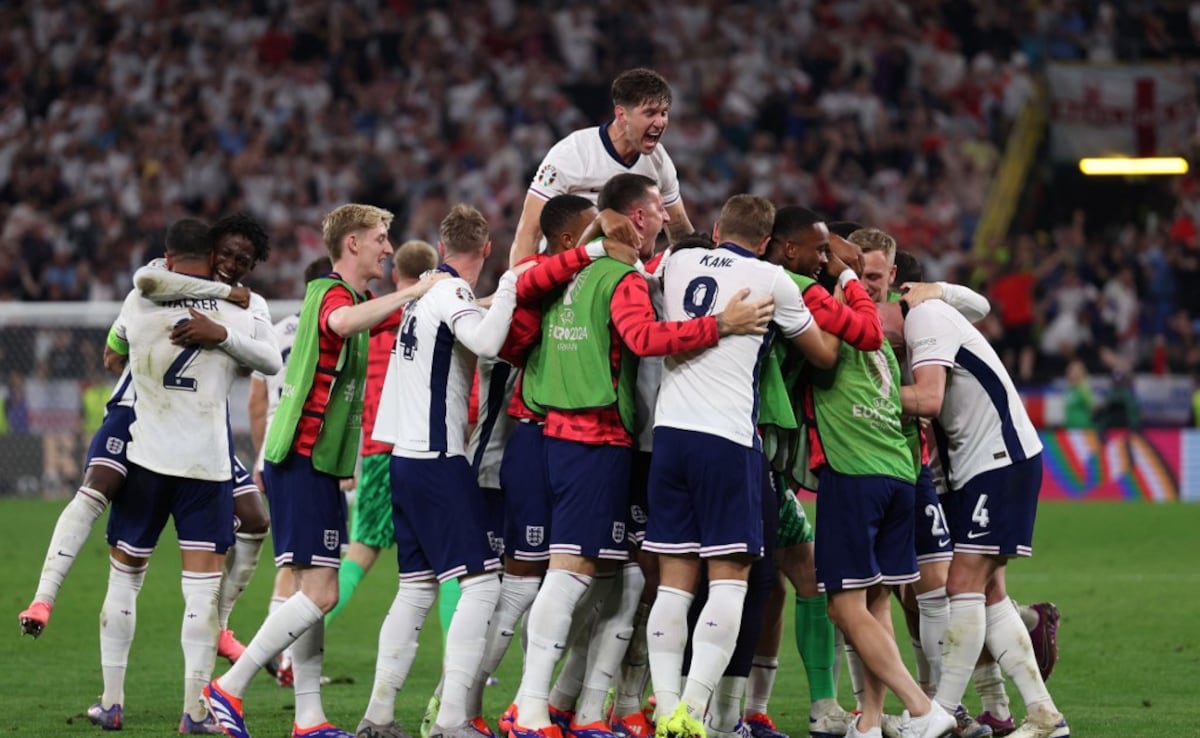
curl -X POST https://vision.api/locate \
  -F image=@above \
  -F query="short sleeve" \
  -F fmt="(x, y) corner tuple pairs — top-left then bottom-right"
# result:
(317, 285), (356, 339)
(437, 279), (485, 329)
(770, 269), (814, 338)
(528, 137), (582, 201)
(656, 146), (681, 206)
(905, 302), (960, 370)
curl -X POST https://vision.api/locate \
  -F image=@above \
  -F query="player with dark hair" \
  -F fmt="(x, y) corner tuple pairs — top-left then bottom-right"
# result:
(510, 68), (692, 267)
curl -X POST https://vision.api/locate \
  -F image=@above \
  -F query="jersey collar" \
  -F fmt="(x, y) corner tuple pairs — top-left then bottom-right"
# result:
(328, 271), (367, 300)
(437, 263), (461, 279)
(600, 122), (640, 168)
(717, 242), (757, 259)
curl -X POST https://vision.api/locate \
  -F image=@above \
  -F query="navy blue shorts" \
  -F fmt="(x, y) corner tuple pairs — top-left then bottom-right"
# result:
(231, 455), (257, 497)
(391, 454), (502, 582)
(814, 466), (917, 593)
(943, 454), (1042, 558)
(107, 462), (234, 557)
(482, 486), (506, 559)
(500, 421), (553, 561)
(545, 437), (631, 561)
(264, 453), (347, 568)
(87, 406), (134, 477)
(643, 427), (763, 559)
(914, 465), (954, 565)
(627, 450), (652, 546)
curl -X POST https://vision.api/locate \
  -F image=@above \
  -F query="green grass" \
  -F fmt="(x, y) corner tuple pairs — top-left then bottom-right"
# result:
(3, 500), (1198, 737)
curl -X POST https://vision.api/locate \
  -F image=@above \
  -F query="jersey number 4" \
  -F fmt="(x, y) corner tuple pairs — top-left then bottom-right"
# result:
(163, 347), (200, 391)
(399, 312), (418, 360)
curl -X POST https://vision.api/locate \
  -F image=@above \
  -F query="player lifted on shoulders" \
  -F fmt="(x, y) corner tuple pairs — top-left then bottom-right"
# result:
(510, 68), (693, 266)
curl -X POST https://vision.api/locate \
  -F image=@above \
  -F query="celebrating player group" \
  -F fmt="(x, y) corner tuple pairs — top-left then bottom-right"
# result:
(18, 69), (1066, 738)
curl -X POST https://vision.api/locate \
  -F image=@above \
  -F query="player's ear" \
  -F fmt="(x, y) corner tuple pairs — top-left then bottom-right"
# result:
(437, 241), (447, 261)
(712, 222), (721, 243)
(482, 239), (493, 260)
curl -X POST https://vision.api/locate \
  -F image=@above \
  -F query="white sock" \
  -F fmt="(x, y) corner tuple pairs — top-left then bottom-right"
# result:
(579, 569), (640, 725)
(681, 579), (747, 719)
(549, 577), (606, 713)
(910, 635), (931, 692)
(220, 591), (323, 696)
(647, 586), (695, 720)
(973, 662), (1010, 720)
(711, 675), (747, 732)
(845, 644), (866, 711)
(292, 617), (328, 729)
(744, 656), (778, 716)
(515, 570), (592, 728)
(35, 487), (108, 604)
(365, 580), (438, 724)
(1018, 604), (1038, 630)
(916, 587), (949, 688)
(613, 600), (652, 717)
(985, 600), (1058, 722)
(218, 532), (266, 630)
(832, 627), (845, 691)
(100, 557), (147, 708)
(934, 593), (986, 712)
(438, 574), (502, 727)
(467, 574), (542, 718)
(181, 571), (222, 720)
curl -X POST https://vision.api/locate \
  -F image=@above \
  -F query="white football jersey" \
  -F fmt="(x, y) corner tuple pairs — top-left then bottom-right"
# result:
(529, 126), (681, 207)
(466, 356), (519, 489)
(905, 300), (1043, 490)
(374, 276), (488, 458)
(254, 311), (300, 471)
(115, 289), (254, 481)
(655, 244), (815, 448)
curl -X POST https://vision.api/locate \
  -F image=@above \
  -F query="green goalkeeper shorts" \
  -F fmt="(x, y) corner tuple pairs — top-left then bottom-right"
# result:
(776, 471), (815, 547)
(352, 453), (395, 549)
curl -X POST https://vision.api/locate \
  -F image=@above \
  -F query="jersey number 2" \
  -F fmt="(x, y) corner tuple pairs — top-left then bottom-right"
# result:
(163, 347), (200, 391)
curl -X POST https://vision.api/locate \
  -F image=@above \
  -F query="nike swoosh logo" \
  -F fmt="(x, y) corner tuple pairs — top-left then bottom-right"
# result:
(553, 642), (566, 649)
(500, 630), (514, 637)
(56, 551), (74, 558)
(966, 530), (988, 540)
(937, 538), (951, 547)
(616, 633), (633, 641)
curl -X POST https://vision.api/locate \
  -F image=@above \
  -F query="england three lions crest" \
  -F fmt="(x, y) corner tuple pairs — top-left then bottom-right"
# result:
(323, 529), (340, 550)
(525, 526), (544, 546)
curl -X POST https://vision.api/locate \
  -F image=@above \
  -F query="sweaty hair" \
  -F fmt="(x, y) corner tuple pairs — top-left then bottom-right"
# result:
(304, 256), (333, 282)
(848, 227), (897, 259)
(828, 221), (865, 239)
(770, 205), (824, 240)
(439, 203), (489, 256)
(210, 212), (270, 264)
(718, 194), (775, 247)
(165, 217), (212, 260)
(598, 173), (657, 215)
(669, 231), (715, 253)
(540, 194), (595, 243)
(321, 203), (394, 260)
(894, 250), (924, 285)
(612, 68), (672, 109)
(393, 240), (438, 280)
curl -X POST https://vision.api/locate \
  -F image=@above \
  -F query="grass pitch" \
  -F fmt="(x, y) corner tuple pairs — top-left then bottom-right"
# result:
(3, 499), (1197, 737)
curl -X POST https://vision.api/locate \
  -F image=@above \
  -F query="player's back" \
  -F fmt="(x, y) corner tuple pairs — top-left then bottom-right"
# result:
(905, 300), (1042, 489)
(120, 291), (254, 481)
(655, 245), (787, 448)
(380, 277), (479, 458)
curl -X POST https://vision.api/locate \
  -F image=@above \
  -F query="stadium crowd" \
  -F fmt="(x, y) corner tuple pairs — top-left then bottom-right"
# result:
(2, 1), (1200, 385)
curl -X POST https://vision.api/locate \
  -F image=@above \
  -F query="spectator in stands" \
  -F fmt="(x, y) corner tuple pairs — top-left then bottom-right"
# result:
(1062, 360), (1095, 429)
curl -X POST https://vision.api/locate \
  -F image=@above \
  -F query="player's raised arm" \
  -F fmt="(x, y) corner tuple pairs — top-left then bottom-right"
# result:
(134, 262), (237, 302)
(900, 281), (991, 323)
(325, 271), (447, 338)
(509, 192), (549, 268)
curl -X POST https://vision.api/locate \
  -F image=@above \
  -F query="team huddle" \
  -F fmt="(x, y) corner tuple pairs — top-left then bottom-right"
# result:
(19, 70), (1067, 738)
